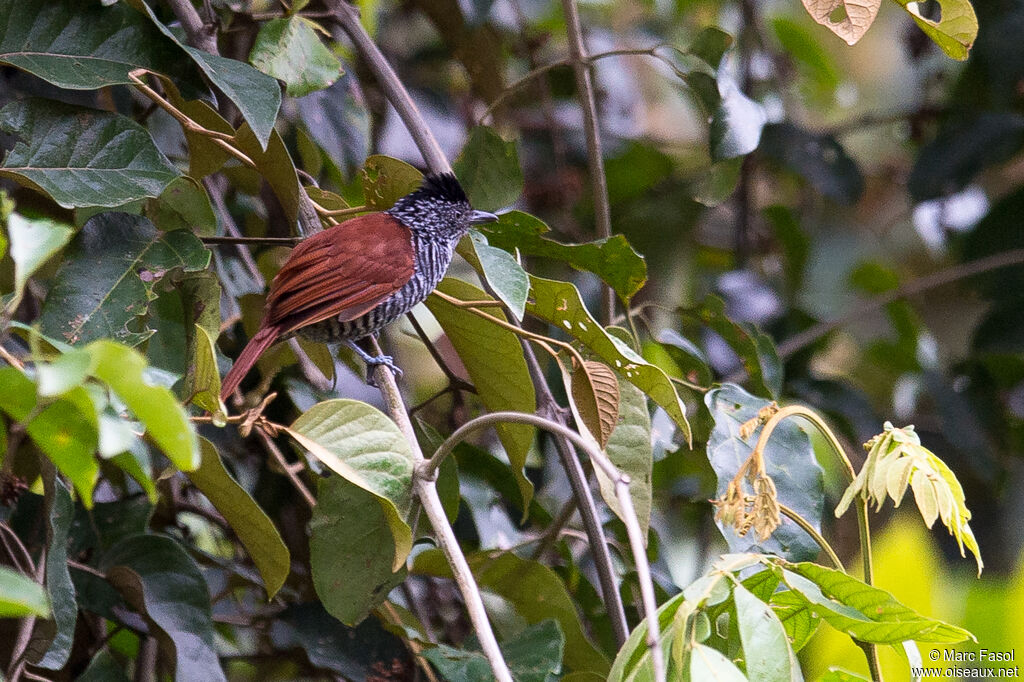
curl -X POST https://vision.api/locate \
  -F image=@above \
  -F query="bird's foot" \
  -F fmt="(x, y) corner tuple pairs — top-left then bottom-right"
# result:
(346, 341), (403, 386)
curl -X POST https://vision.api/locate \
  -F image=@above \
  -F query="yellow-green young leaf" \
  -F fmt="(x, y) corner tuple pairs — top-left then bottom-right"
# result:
(187, 438), (290, 598)
(894, 0), (977, 61)
(425, 278), (536, 512)
(185, 325), (224, 416)
(4, 212), (73, 311)
(86, 340), (200, 471)
(286, 399), (414, 571)
(527, 276), (691, 444)
(26, 389), (100, 508)
(570, 360), (620, 449)
(0, 567), (50, 618)
(801, 0), (881, 45)
(910, 470), (939, 528)
(309, 476), (407, 625)
(361, 155), (422, 210)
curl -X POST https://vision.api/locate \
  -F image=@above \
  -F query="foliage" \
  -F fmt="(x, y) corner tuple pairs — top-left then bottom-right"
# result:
(1, 0), (1014, 679)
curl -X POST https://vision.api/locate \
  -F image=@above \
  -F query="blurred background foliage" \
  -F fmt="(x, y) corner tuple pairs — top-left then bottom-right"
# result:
(1, 0), (1022, 678)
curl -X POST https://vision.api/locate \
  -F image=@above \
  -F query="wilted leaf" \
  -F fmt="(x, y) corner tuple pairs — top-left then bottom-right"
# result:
(187, 438), (290, 598)
(600, 357), (653, 538)
(309, 477), (406, 625)
(480, 211), (648, 302)
(801, 0), (882, 45)
(570, 360), (620, 448)
(425, 278), (536, 511)
(0, 99), (181, 208)
(453, 126), (523, 211)
(249, 16), (342, 97)
(287, 399), (414, 570)
(527, 276), (691, 443)
(39, 213), (209, 346)
(101, 534), (225, 682)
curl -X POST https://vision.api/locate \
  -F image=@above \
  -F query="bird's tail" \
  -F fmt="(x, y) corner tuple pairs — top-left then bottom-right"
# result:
(220, 325), (282, 401)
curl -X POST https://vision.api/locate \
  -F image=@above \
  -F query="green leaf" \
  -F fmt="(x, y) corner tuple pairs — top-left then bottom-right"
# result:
(689, 643), (748, 681)
(480, 211), (648, 302)
(38, 213), (209, 346)
(249, 16), (342, 97)
(685, 296), (782, 398)
(424, 278), (536, 511)
(692, 157), (743, 207)
(710, 84), (766, 160)
(232, 124), (303, 224)
(147, 271), (222, 377)
(688, 27), (734, 70)
(453, 126), (524, 211)
(777, 561), (974, 644)
(187, 438), (290, 598)
(3, 212), (73, 310)
(296, 73), (371, 179)
(77, 649), (131, 682)
(309, 476), (407, 625)
(101, 534), (225, 682)
(0, 0), (206, 95)
(656, 328), (712, 387)
(422, 620), (564, 682)
(0, 566), (50, 618)
(817, 669), (871, 681)
(184, 325), (223, 415)
(145, 176), (217, 236)
(770, 586), (820, 652)
(705, 384), (824, 561)
(287, 399), (414, 570)
(527, 276), (691, 443)
(465, 231), (529, 320)
(0, 99), (181, 208)
(31, 475), (77, 669)
(85, 340), (200, 471)
(26, 391), (101, 507)
(414, 550), (608, 674)
(733, 583), (800, 681)
(600, 333), (653, 538)
(361, 155), (423, 210)
(609, 591), (687, 682)
(894, 0), (978, 61)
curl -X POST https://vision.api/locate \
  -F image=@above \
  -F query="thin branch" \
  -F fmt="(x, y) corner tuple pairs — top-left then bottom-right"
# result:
(7, 547), (45, 682)
(774, 248), (1024, 361)
(369, 340), (513, 682)
(165, 0), (219, 55)
(560, 0), (614, 322)
(200, 235), (302, 246)
(0, 522), (33, 574)
(257, 429), (317, 508)
(0, 345), (26, 371)
(778, 504), (844, 571)
(419, 410), (664, 682)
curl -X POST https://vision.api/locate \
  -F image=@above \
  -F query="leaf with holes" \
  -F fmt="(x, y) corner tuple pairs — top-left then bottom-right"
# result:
(39, 213), (209, 347)
(287, 399), (414, 570)
(0, 99), (181, 208)
(894, 0), (977, 60)
(361, 155), (423, 210)
(801, 0), (882, 45)
(527, 276), (691, 444)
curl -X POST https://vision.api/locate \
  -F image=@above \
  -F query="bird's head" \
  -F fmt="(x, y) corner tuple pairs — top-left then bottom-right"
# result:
(387, 172), (498, 241)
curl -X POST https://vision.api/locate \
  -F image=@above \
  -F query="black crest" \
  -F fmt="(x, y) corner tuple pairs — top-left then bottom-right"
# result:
(412, 173), (468, 204)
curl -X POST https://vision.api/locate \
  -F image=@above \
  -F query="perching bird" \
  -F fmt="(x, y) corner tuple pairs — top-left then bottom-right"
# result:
(219, 173), (497, 400)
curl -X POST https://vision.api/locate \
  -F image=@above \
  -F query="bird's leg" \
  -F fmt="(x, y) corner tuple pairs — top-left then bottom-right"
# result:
(346, 339), (403, 385)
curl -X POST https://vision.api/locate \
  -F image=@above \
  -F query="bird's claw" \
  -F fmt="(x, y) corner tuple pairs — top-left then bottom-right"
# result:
(365, 354), (403, 386)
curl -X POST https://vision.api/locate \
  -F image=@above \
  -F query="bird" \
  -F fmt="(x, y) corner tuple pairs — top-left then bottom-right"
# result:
(219, 172), (498, 401)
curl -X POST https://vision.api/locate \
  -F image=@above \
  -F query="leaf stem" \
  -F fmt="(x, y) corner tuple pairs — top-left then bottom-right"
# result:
(778, 504), (844, 571)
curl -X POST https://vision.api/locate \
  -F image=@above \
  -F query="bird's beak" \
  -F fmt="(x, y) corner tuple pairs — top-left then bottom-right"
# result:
(470, 210), (499, 225)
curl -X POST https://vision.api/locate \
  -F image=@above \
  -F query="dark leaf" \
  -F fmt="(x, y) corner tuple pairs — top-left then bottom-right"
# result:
(759, 123), (864, 204)
(29, 475), (77, 670)
(453, 126), (523, 211)
(423, 620), (564, 682)
(295, 72), (370, 178)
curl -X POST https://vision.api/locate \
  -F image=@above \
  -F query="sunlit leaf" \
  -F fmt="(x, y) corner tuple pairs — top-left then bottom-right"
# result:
(801, 0), (882, 45)
(0, 567), (50, 618)
(894, 0), (977, 61)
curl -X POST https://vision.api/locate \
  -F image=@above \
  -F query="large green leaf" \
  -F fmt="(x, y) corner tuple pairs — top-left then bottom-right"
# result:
(39, 213), (209, 347)
(425, 278), (536, 511)
(361, 155), (422, 210)
(422, 620), (564, 682)
(414, 550), (609, 674)
(3, 212), (73, 311)
(147, 270), (222, 377)
(187, 438), (289, 598)
(309, 476), (406, 625)
(479, 211), (648, 302)
(249, 16), (342, 97)
(26, 391), (101, 507)
(689, 644), (748, 680)
(464, 231), (529, 320)
(0, 0), (206, 94)
(0, 99), (181, 208)
(705, 384), (824, 561)
(101, 534), (225, 682)
(0, 567), (50, 618)
(733, 583), (800, 681)
(453, 126), (523, 211)
(287, 399), (414, 570)
(527, 276), (691, 443)
(29, 475), (78, 670)
(776, 561), (974, 644)
(894, 0), (977, 61)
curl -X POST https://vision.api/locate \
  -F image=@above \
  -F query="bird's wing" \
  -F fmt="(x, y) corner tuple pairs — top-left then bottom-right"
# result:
(265, 213), (416, 333)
